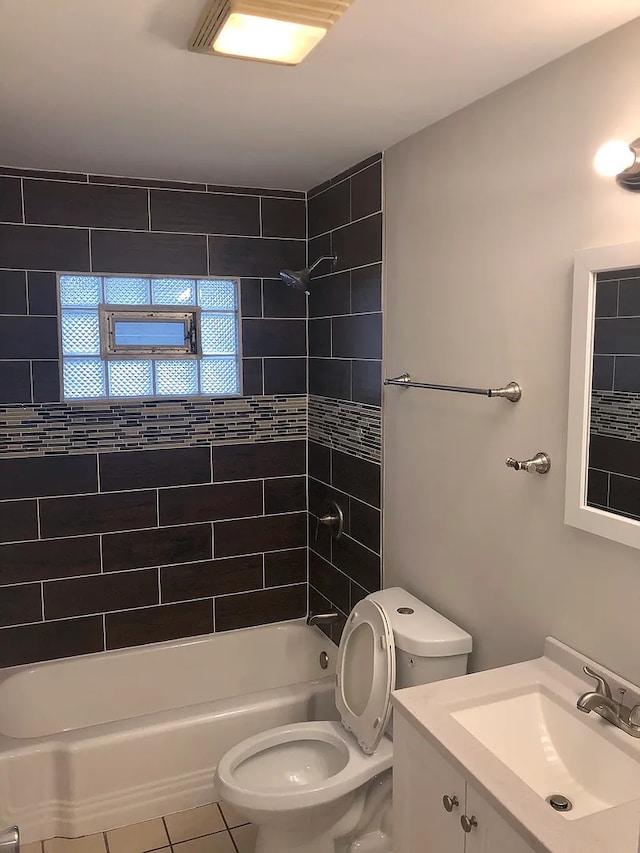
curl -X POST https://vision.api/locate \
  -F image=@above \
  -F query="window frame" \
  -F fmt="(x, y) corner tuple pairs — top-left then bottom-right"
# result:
(100, 305), (202, 360)
(57, 273), (243, 402)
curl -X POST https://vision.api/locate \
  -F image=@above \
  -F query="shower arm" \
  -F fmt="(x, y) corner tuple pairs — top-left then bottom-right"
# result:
(307, 255), (337, 275)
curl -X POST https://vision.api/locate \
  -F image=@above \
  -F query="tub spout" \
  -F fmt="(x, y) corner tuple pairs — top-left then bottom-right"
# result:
(0, 826), (19, 853)
(307, 612), (339, 627)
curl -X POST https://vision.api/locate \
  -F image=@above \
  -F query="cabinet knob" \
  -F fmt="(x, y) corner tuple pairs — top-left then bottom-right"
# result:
(461, 814), (478, 833)
(442, 794), (459, 812)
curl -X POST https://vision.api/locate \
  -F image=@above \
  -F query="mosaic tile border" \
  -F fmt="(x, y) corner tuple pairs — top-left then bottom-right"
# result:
(309, 394), (381, 463)
(591, 390), (640, 442)
(0, 395), (307, 457)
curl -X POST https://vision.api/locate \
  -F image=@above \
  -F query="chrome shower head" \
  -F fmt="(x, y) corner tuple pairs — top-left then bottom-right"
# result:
(279, 255), (337, 295)
(279, 267), (311, 293)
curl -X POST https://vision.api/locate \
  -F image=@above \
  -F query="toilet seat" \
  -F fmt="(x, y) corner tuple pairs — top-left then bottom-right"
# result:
(335, 598), (396, 755)
(214, 599), (397, 820)
(214, 721), (393, 814)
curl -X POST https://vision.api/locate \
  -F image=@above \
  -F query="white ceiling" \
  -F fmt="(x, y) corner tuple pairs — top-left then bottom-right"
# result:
(0, 0), (639, 190)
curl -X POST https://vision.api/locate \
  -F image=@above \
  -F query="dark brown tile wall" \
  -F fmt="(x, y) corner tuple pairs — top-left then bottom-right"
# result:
(308, 156), (383, 406)
(0, 172), (307, 405)
(307, 155), (384, 644)
(593, 269), (640, 382)
(23, 181), (150, 230)
(215, 584), (306, 632)
(150, 190), (260, 236)
(0, 167), (308, 667)
(0, 441), (307, 665)
(0, 157), (385, 663)
(588, 269), (640, 522)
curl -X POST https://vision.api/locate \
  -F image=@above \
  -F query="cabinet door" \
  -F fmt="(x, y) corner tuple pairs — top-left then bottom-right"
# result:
(463, 784), (535, 853)
(394, 715), (466, 853)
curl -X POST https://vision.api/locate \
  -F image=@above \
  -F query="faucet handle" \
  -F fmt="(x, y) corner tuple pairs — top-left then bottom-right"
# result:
(583, 666), (612, 699)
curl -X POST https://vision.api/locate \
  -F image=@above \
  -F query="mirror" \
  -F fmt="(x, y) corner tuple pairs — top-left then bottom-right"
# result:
(566, 242), (640, 550)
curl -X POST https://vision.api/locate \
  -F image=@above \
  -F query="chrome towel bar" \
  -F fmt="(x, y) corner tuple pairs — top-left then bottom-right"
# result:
(384, 373), (522, 402)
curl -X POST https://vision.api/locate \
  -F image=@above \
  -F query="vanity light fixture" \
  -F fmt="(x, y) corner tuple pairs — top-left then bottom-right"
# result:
(189, 0), (354, 66)
(594, 138), (640, 191)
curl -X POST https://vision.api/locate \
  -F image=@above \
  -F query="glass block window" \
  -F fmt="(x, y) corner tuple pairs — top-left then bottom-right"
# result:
(58, 275), (241, 400)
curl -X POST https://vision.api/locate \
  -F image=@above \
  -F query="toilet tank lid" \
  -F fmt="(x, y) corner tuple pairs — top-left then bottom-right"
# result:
(367, 587), (472, 657)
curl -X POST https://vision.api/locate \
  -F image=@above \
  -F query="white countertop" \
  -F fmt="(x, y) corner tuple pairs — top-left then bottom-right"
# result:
(391, 638), (640, 853)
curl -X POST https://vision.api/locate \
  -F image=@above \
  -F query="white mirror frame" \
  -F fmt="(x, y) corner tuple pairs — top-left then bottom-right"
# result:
(566, 241), (640, 550)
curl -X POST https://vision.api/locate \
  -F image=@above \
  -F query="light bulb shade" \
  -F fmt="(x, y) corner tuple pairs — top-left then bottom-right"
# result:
(213, 13), (326, 63)
(190, 0), (353, 65)
(594, 140), (635, 177)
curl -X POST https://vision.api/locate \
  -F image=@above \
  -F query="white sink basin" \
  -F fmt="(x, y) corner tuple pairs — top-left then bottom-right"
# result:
(452, 688), (640, 819)
(393, 639), (640, 852)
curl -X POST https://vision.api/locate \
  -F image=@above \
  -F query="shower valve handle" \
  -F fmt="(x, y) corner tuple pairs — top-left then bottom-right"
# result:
(314, 500), (344, 540)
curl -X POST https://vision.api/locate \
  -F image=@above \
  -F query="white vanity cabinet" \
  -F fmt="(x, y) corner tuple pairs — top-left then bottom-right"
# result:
(394, 714), (536, 853)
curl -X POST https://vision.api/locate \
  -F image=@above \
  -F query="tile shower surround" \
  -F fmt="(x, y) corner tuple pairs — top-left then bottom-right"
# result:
(589, 267), (640, 522)
(0, 441), (307, 666)
(0, 168), (308, 666)
(306, 156), (384, 642)
(0, 155), (384, 664)
(0, 170), (308, 406)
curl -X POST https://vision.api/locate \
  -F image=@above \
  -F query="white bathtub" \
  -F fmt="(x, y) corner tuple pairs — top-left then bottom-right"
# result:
(0, 621), (337, 843)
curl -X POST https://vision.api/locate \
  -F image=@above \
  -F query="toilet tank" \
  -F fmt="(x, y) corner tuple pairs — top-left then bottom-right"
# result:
(368, 587), (472, 688)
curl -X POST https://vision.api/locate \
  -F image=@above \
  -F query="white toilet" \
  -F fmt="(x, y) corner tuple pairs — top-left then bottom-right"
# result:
(214, 587), (472, 853)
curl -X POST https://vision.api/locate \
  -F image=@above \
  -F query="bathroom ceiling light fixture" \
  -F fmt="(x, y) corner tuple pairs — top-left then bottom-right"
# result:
(594, 138), (640, 191)
(189, 0), (354, 66)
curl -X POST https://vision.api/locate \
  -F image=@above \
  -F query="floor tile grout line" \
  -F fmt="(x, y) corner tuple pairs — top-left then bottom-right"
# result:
(217, 802), (231, 833)
(229, 828), (240, 853)
(39, 808), (251, 853)
(165, 829), (230, 845)
(218, 804), (251, 838)
(161, 816), (171, 849)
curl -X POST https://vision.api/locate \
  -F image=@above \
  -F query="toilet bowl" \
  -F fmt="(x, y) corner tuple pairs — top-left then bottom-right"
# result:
(214, 588), (472, 853)
(216, 721), (392, 820)
(216, 720), (393, 852)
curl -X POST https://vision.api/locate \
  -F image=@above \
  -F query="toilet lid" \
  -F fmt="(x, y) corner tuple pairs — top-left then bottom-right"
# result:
(335, 598), (396, 755)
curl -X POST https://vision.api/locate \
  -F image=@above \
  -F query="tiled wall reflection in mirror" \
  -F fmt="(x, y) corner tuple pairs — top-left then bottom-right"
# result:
(588, 266), (640, 521)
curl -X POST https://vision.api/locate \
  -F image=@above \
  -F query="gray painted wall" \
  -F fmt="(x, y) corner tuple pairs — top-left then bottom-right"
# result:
(383, 18), (640, 680)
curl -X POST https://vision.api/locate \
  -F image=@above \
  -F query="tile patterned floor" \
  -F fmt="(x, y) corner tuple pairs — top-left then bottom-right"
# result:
(22, 804), (257, 853)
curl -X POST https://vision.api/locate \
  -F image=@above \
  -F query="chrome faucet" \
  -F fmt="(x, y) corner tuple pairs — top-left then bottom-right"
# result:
(577, 666), (640, 738)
